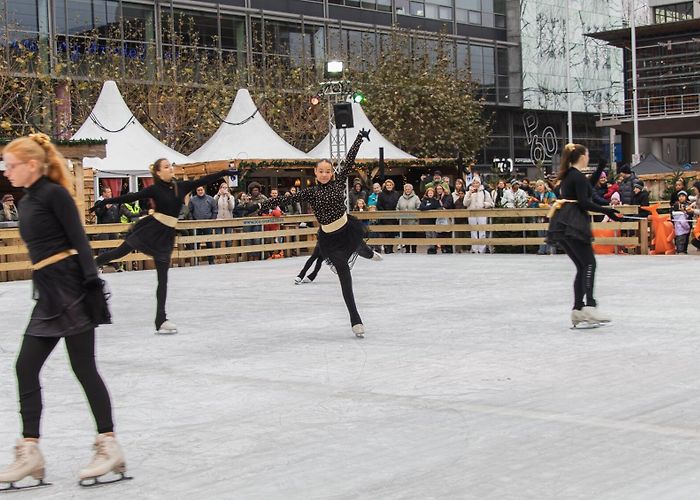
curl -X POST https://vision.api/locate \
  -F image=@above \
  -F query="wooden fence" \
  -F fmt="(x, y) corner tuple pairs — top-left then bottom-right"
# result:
(0, 206), (648, 282)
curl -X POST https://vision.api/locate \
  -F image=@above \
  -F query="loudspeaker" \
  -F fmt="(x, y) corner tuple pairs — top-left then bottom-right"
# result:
(333, 102), (354, 129)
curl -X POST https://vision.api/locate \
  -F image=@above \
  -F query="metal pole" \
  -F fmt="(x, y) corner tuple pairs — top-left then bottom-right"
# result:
(565, 6), (573, 143)
(631, 0), (640, 165)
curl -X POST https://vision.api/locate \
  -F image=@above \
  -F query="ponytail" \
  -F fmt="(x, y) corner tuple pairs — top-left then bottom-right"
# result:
(558, 143), (588, 180)
(4, 133), (74, 195)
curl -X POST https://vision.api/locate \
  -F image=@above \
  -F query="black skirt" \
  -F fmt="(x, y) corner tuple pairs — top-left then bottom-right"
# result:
(26, 255), (95, 337)
(124, 216), (176, 263)
(547, 203), (592, 244)
(318, 214), (368, 272)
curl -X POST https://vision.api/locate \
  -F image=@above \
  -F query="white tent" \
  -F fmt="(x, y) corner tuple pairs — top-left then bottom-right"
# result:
(189, 89), (311, 162)
(308, 103), (415, 160)
(72, 80), (188, 178)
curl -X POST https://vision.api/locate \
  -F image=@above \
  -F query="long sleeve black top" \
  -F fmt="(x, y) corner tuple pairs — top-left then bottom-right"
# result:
(559, 168), (608, 215)
(19, 176), (98, 280)
(100, 170), (232, 217)
(259, 132), (367, 225)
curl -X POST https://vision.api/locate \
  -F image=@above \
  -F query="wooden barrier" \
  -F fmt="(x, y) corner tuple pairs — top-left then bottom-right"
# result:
(0, 206), (657, 281)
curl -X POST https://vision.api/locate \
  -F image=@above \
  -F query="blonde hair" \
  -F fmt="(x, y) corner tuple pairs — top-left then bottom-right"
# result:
(4, 133), (74, 195)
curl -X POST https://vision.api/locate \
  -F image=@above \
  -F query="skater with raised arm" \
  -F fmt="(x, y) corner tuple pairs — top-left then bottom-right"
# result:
(547, 144), (623, 329)
(259, 129), (381, 337)
(0, 134), (127, 490)
(91, 159), (237, 334)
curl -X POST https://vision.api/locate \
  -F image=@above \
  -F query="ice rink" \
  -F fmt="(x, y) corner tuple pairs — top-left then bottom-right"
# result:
(0, 253), (698, 499)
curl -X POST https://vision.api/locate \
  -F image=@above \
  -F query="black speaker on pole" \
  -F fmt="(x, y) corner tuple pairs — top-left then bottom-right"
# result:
(333, 102), (354, 129)
(379, 147), (385, 180)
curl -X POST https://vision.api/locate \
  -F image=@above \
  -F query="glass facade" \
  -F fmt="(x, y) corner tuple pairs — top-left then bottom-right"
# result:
(653, 2), (693, 23)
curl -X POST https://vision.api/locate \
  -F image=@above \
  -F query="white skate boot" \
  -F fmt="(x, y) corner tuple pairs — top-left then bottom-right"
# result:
(155, 320), (177, 335)
(571, 309), (606, 330)
(352, 324), (365, 338)
(0, 439), (49, 492)
(372, 251), (383, 262)
(294, 276), (303, 285)
(79, 434), (131, 487)
(582, 306), (611, 324)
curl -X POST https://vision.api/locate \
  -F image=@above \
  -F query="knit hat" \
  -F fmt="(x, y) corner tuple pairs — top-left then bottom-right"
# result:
(619, 164), (631, 174)
(599, 171), (607, 179)
(678, 190), (688, 197)
(610, 192), (621, 203)
(633, 180), (644, 190)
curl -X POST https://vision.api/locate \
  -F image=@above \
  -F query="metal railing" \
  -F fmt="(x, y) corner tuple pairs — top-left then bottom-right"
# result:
(599, 93), (700, 122)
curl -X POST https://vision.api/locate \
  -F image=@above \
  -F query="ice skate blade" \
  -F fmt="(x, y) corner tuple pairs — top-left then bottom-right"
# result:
(570, 322), (611, 330)
(79, 473), (133, 488)
(154, 329), (177, 335)
(0, 479), (52, 493)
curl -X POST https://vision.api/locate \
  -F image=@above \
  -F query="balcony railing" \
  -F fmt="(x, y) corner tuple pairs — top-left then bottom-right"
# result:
(599, 93), (700, 122)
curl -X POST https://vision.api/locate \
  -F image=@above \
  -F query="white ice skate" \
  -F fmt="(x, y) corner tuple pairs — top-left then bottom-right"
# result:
(0, 439), (50, 492)
(570, 309), (607, 330)
(352, 324), (365, 338)
(371, 251), (383, 262)
(79, 434), (131, 488)
(294, 276), (303, 285)
(155, 320), (178, 335)
(582, 306), (611, 323)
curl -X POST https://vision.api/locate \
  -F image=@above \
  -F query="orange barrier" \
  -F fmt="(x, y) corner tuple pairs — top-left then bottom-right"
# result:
(592, 228), (617, 254)
(643, 204), (675, 255)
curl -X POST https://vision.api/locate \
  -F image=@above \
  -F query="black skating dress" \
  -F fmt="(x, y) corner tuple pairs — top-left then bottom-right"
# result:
(20, 177), (100, 337)
(98, 170), (234, 262)
(547, 167), (609, 244)
(259, 131), (369, 269)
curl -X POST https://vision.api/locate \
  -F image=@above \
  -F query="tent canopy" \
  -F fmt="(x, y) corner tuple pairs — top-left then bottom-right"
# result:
(71, 80), (188, 176)
(308, 103), (415, 160)
(189, 89), (311, 162)
(632, 154), (679, 176)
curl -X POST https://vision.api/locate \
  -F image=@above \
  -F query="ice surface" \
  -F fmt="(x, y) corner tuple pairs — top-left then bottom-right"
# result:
(0, 254), (698, 499)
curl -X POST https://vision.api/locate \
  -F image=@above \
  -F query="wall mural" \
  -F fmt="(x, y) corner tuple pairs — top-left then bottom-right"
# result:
(520, 0), (624, 114)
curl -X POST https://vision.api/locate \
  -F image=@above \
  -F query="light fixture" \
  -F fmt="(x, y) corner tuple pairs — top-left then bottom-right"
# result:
(326, 60), (344, 75)
(352, 90), (366, 104)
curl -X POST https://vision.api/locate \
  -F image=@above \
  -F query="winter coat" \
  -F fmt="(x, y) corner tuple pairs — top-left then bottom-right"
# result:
(188, 194), (218, 220)
(491, 189), (514, 208)
(512, 188), (529, 208)
(435, 194), (454, 226)
(593, 184), (609, 206)
(672, 202), (691, 235)
(377, 189), (400, 211)
(95, 198), (120, 224)
(396, 192), (421, 225)
(463, 187), (494, 210)
(618, 175), (637, 205)
(368, 192), (379, 207)
(349, 188), (368, 209)
(419, 197), (441, 225)
(282, 197), (303, 215)
(214, 193), (235, 219)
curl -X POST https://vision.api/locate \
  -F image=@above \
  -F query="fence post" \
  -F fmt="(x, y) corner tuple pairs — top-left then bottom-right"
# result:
(638, 217), (649, 255)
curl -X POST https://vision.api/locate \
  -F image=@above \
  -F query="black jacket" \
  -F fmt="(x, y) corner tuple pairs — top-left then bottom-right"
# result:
(377, 189), (400, 211)
(631, 189), (650, 217)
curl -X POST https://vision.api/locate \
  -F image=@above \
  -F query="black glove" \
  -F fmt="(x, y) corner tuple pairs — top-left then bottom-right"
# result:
(89, 200), (105, 213)
(359, 128), (371, 141)
(601, 207), (623, 221)
(82, 277), (112, 325)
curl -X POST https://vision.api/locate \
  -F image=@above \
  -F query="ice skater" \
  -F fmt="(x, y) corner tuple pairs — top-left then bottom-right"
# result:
(0, 134), (127, 490)
(547, 143), (622, 329)
(294, 241), (323, 284)
(92, 159), (237, 334)
(259, 129), (381, 337)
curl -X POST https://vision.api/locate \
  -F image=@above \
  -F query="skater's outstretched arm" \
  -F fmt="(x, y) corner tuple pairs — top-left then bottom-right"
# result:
(92, 185), (156, 208)
(178, 169), (238, 193)
(51, 185), (99, 280)
(336, 129), (370, 180)
(574, 173), (621, 220)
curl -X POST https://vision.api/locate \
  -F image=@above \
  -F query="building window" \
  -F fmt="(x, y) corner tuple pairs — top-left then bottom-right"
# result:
(327, 0), (392, 10)
(653, 2), (693, 23)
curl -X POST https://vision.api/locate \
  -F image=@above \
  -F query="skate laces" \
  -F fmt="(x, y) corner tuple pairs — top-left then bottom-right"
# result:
(92, 439), (110, 463)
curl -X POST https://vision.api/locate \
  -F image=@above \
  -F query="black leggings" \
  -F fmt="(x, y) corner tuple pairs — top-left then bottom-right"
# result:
(298, 245), (324, 281)
(16, 330), (113, 439)
(330, 243), (374, 326)
(559, 239), (597, 310)
(96, 241), (170, 329)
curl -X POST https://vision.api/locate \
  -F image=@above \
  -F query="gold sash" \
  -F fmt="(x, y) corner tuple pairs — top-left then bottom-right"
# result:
(32, 249), (78, 271)
(547, 199), (577, 219)
(151, 212), (178, 228)
(321, 213), (348, 233)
